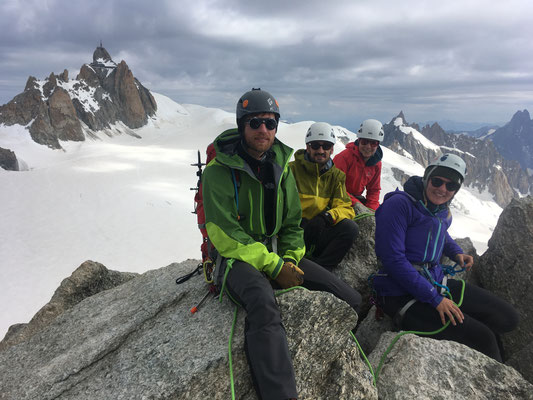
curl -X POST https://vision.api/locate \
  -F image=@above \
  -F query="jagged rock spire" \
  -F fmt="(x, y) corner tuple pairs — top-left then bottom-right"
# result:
(93, 42), (112, 63)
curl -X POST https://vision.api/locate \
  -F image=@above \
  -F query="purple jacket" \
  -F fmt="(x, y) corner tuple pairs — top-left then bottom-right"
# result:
(373, 177), (463, 308)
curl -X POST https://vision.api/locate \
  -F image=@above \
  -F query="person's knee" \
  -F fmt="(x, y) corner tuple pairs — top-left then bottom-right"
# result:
(351, 290), (363, 313)
(338, 218), (359, 239)
(497, 303), (519, 333)
(484, 294), (520, 333)
(348, 219), (359, 238)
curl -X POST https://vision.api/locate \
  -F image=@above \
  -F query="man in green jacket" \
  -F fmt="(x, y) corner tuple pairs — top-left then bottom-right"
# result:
(202, 89), (361, 400)
(290, 122), (359, 269)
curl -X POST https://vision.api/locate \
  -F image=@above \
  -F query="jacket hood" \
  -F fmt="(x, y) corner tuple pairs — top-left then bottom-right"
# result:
(347, 140), (383, 166)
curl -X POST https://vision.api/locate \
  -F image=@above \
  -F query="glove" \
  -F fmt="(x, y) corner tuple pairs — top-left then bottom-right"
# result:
(275, 262), (304, 289)
(304, 212), (333, 245)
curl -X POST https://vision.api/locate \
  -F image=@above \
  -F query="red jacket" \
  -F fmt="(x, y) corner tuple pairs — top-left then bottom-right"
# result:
(333, 142), (382, 210)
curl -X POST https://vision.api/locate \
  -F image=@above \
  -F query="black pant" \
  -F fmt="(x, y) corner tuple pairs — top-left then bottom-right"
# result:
(225, 258), (362, 399)
(380, 279), (519, 362)
(305, 218), (359, 269)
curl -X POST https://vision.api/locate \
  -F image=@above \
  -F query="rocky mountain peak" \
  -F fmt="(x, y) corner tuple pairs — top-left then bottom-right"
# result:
(92, 43), (113, 63)
(391, 110), (406, 126)
(24, 76), (39, 91)
(0, 45), (157, 150)
(510, 109), (531, 125)
(490, 109), (533, 171)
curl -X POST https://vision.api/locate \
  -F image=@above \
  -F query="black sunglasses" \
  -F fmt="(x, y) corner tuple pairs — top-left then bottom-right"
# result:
(247, 117), (278, 130)
(309, 141), (333, 150)
(430, 177), (460, 192)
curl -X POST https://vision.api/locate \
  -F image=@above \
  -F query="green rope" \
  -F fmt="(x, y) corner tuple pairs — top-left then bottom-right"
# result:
(350, 331), (376, 386)
(353, 212), (375, 221)
(228, 306), (238, 400)
(372, 279), (466, 385)
(218, 258), (235, 303)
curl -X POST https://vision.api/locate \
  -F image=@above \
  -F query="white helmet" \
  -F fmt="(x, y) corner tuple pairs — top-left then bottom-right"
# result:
(357, 119), (384, 142)
(424, 153), (467, 186)
(305, 122), (336, 144)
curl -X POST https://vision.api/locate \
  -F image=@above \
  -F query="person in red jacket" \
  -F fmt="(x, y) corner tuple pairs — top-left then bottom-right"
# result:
(333, 119), (384, 211)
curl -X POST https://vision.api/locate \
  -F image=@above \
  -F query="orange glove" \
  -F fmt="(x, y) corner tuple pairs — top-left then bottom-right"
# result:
(274, 262), (304, 289)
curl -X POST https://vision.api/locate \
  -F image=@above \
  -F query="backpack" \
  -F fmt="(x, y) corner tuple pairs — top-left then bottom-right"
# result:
(176, 143), (240, 292)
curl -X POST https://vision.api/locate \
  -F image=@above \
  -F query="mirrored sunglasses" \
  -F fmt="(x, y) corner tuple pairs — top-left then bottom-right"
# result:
(359, 138), (379, 147)
(430, 177), (461, 192)
(247, 117), (278, 130)
(309, 141), (333, 150)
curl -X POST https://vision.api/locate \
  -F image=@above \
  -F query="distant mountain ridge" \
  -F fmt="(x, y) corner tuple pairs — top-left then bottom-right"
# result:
(0, 45), (156, 150)
(447, 126), (499, 139)
(490, 110), (533, 171)
(383, 112), (533, 207)
(422, 119), (501, 133)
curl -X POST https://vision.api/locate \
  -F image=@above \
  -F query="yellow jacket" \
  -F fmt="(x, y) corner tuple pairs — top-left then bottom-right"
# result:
(289, 149), (355, 224)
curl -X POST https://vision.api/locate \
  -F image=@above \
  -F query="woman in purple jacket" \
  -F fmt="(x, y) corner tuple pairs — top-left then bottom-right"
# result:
(373, 153), (518, 361)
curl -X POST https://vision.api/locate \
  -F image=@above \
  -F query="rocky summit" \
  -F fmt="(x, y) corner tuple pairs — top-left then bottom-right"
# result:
(1, 197), (533, 399)
(0, 260), (375, 400)
(0, 45), (157, 150)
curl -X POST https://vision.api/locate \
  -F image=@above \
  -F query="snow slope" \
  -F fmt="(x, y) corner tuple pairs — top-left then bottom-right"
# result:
(0, 93), (501, 339)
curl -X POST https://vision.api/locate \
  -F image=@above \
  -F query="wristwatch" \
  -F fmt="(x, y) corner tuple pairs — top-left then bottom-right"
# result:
(323, 211), (334, 225)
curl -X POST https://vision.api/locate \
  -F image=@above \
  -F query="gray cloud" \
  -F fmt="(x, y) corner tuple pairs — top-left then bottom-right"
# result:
(1, 0), (532, 129)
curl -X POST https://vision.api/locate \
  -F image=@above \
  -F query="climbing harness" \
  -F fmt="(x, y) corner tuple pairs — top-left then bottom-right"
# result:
(386, 263), (462, 328)
(358, 264), (467, 386)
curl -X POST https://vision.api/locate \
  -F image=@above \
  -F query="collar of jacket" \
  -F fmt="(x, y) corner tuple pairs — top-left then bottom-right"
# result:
(213, 128), (294, 172)
(296, 149), (334, 175)
(293, 148), (333, 176)
(348, 140), (383, 167)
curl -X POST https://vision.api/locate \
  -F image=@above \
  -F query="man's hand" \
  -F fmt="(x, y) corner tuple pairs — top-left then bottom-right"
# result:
(275, 262), (304, 289)
(304, 212), (333, 245)
(455, 253), (474, 271)
(436, 297), (464, 326)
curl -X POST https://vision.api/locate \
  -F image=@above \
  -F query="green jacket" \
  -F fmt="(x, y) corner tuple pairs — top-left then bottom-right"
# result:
(289, 149), (355, 223)
(202, 129), (305, 279)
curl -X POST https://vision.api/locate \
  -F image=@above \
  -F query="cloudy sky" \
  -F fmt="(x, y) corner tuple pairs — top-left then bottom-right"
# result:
(1, 0), (532, 130)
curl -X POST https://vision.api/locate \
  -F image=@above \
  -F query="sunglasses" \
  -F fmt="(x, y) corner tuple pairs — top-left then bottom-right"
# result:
(430, 177), (461, 192)
(247, 117), (278, 130)
(359, 138), (379, 147)
(309, 141), (333, 150)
